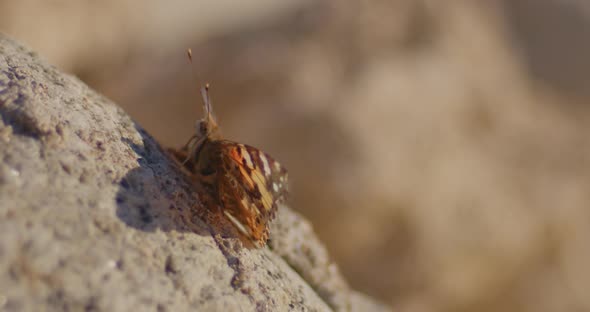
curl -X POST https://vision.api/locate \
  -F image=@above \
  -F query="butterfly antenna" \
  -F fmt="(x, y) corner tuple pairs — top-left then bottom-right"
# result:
(187, 48), (213, 120)
(186, 48), (201, 85)
(186, 48), (206, 112)
(201, 83), (212, 120)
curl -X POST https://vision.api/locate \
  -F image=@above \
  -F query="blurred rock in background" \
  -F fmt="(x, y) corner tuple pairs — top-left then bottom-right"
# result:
(3, 0), (590, 311)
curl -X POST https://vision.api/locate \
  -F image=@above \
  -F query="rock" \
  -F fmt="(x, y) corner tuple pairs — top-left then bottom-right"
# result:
(0, 34), (389, 312)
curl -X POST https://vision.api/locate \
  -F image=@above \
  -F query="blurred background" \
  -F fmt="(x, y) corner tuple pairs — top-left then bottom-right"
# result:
(2, 1), (590, 311)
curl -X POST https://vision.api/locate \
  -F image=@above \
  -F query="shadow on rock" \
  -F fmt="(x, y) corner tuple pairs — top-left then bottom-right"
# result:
(115, 125), (212, 237)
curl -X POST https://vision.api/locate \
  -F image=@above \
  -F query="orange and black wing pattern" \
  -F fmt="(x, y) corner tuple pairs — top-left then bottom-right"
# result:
(213, 140), (288, 245)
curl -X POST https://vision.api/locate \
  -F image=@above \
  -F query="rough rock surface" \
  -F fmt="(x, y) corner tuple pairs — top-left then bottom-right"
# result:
(0, 35), (389, 312)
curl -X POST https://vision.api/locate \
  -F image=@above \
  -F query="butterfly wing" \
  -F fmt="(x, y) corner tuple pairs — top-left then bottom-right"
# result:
(213, 140), (288, 245)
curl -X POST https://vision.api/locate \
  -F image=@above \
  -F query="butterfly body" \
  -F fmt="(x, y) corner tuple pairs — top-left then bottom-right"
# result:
(174, 85), (288, 246)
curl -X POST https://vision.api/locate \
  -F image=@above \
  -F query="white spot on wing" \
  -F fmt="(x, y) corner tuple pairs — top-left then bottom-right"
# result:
(273, 183), (279, 192)
(260, 153), (271, 176)
(224, 211), (252, 237)
(241, 147), (254, 167)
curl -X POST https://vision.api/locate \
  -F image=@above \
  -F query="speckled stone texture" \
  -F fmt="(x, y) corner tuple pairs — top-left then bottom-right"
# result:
(0, 34), (389, 312)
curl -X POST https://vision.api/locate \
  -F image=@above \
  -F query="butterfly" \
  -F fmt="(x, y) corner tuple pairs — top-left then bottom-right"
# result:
(170, 82), (288, 247)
